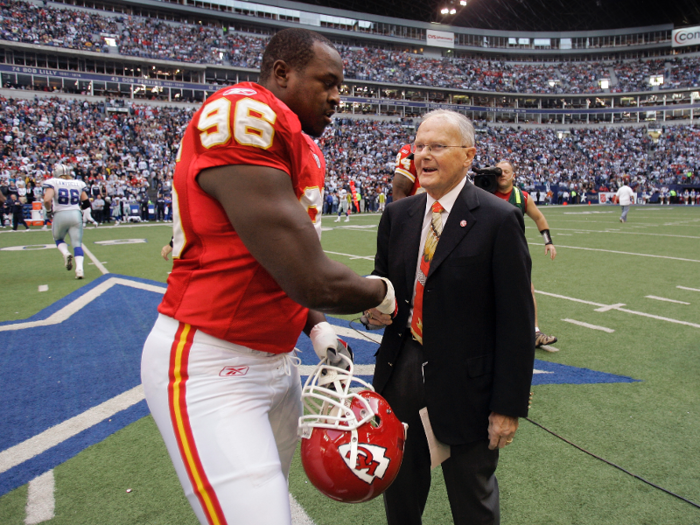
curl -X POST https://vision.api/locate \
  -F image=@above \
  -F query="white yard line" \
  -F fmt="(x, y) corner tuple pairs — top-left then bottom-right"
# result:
(535, 290), (700, 329)
(323, 250), (374, 261)
(530, 243), (700, 263)
(290, 494), (316, 525)
(562, 319), (615, 333)
(551, 228), (700, 240)
(81, 244), (108, 275)
(645, 296), (690, 305)
(0, 385), (145, 475)
(677, 286), (700, 293)
(25, 470), (55, 525)
(0, 278), (165, 332)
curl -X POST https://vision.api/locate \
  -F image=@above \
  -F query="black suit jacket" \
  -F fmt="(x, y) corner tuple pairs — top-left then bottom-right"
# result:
(373, 181), (535, 446)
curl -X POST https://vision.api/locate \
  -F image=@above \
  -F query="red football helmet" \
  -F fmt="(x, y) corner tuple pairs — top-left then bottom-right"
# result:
(298, 355), (407, 503)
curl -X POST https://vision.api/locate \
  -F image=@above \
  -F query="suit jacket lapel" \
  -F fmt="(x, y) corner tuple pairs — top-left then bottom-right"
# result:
(429, 183), (479, 278)
(403, 194), (427, 295)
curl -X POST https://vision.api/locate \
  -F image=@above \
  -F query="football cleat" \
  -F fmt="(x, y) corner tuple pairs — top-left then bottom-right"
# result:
(64, 254), (73, 271)
(75, 269), (84, 280)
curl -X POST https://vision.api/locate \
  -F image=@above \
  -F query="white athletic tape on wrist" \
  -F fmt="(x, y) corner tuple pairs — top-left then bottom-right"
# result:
(366, 275), (397, 317)
(309, 321), (337, 360)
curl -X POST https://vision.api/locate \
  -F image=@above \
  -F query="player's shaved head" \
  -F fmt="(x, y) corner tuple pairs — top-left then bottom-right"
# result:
(260, 28), (335, 82)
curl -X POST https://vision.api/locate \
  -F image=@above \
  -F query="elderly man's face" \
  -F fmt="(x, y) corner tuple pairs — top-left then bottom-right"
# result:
(414, 117), (476, 201)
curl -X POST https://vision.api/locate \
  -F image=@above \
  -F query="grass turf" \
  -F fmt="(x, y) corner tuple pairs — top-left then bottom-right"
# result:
(1, 204), (699, 524)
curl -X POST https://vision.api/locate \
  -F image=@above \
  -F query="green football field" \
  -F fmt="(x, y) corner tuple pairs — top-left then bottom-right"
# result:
(1, 203), (699, 524)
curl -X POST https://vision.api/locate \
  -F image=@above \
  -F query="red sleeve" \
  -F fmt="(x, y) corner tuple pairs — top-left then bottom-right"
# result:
(522, 190), (529, 213)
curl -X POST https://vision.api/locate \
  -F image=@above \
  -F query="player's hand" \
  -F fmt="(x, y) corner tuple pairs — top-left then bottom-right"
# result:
(361, 307), (392, 329)
(366, 276), (398, 318)
(487, 412), (519, 450)
(161, 244), (173, 261)
(45, 210), (53, 221)
(327, 338), (354, 370)
(545, 244), (557, 260)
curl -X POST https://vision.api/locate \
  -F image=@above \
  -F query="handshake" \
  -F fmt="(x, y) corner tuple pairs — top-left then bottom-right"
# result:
(309, 276), (397, 366)
(361, 275), (397, 331)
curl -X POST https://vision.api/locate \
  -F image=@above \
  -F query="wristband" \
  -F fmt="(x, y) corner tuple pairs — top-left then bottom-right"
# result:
(366, 275), (398, 317)
(540, 229), (553, 246)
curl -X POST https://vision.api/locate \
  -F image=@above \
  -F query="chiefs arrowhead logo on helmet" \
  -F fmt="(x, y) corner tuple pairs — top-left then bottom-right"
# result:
(298, 354), (407, 504)
(338, 443), (391, 484)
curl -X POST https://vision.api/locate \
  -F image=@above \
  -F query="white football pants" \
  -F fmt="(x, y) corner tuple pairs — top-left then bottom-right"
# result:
(141, 314), (302, 525)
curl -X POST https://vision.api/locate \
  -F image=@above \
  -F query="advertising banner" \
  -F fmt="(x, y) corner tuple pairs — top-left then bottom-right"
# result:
(426, 30), (455, 49)
(672, 26), (700, 47)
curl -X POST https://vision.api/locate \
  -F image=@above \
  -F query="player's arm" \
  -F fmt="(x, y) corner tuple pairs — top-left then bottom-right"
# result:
(198, 165), (394, 315)
(392, 172), (413, 201)
(524, 200), (556, 260)
(42, 188), (54, 211)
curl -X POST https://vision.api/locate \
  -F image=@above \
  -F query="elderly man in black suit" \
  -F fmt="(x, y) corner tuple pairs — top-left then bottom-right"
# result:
(365, 109), (535, 525)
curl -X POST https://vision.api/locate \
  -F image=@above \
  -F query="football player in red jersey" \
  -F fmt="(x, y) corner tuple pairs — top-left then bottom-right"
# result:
(495, 161), (558, 351)
(392, 143), (424, 201)
(141, 29), (397, 525)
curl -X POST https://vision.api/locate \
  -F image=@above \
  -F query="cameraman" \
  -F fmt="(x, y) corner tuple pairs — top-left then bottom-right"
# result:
(494, 161), (558, 351)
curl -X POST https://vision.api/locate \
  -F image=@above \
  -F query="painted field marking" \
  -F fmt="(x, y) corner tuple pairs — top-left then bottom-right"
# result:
(645, 296), (690, 305)
(535, 291), (700, 329)
(530, 243), (700, 263)
(0, 277), (165, 333)
(298, 363), (552, 376)
(25, 470), (55, 525)
(0, 385), (145, 475)
(323, 250), (374, 261)
(290, 494), (316, 525)
(553, 228), (700, 240)
(595, 303), (626, 312)
(678, 286), (700, 293)
(81, 245), (108, 275)
(562, 319), (615, 333)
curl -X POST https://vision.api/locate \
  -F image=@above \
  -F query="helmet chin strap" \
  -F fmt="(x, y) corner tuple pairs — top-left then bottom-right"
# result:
(346, 428), (360, 472)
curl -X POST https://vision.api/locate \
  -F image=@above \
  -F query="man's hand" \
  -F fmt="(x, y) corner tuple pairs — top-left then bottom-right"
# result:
(161, 244), (173, 261)
(361, 307), (392, 329)
(545, 244), (556, 260)
(487, 412), (519, 450)
(309, 321), (354, 369)
(327, 338), (353, 370)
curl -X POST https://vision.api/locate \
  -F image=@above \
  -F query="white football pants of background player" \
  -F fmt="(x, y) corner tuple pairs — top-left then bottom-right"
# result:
(141, 314), (302, 525)
(82, 207), (98, 227)
(52, 209), (85, 278)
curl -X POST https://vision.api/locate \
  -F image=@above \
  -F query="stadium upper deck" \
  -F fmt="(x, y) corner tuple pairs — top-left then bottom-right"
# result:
(0, 0), (698, 124)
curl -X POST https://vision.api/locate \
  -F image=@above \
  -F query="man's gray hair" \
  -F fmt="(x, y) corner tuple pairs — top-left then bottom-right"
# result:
(421, 110), (475, 147)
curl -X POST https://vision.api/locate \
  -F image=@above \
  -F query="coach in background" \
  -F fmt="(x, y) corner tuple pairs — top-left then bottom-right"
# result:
(365, 109), (535, 525)
(616, 179), (635, 222)
(495, 161), (558, 350)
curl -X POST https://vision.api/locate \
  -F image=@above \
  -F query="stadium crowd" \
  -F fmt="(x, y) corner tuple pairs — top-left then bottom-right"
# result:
(1, 0), (699, 95)
(1, 92), (699, 227)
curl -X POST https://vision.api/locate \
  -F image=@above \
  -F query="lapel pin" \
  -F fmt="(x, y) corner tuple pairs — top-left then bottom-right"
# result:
(460, 220), (467, 227)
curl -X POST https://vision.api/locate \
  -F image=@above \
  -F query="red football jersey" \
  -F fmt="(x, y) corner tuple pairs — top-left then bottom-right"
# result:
(494, 188), (530, 214)
(159, 82), (326, 354)
(394, 144), (423, 196)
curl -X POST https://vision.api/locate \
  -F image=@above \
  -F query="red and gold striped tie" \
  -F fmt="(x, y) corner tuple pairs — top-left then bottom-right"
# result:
(410, 201), (444, 344)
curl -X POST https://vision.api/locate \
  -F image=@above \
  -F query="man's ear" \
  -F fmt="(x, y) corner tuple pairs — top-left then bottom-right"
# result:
(271, 59), (291, 89)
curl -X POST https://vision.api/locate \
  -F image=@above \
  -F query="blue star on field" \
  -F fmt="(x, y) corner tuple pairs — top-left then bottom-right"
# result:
(0, 275), (638, 497)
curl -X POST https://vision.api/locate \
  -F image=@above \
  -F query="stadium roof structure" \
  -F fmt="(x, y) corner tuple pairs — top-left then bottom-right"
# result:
(289, 0), (700, 32)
